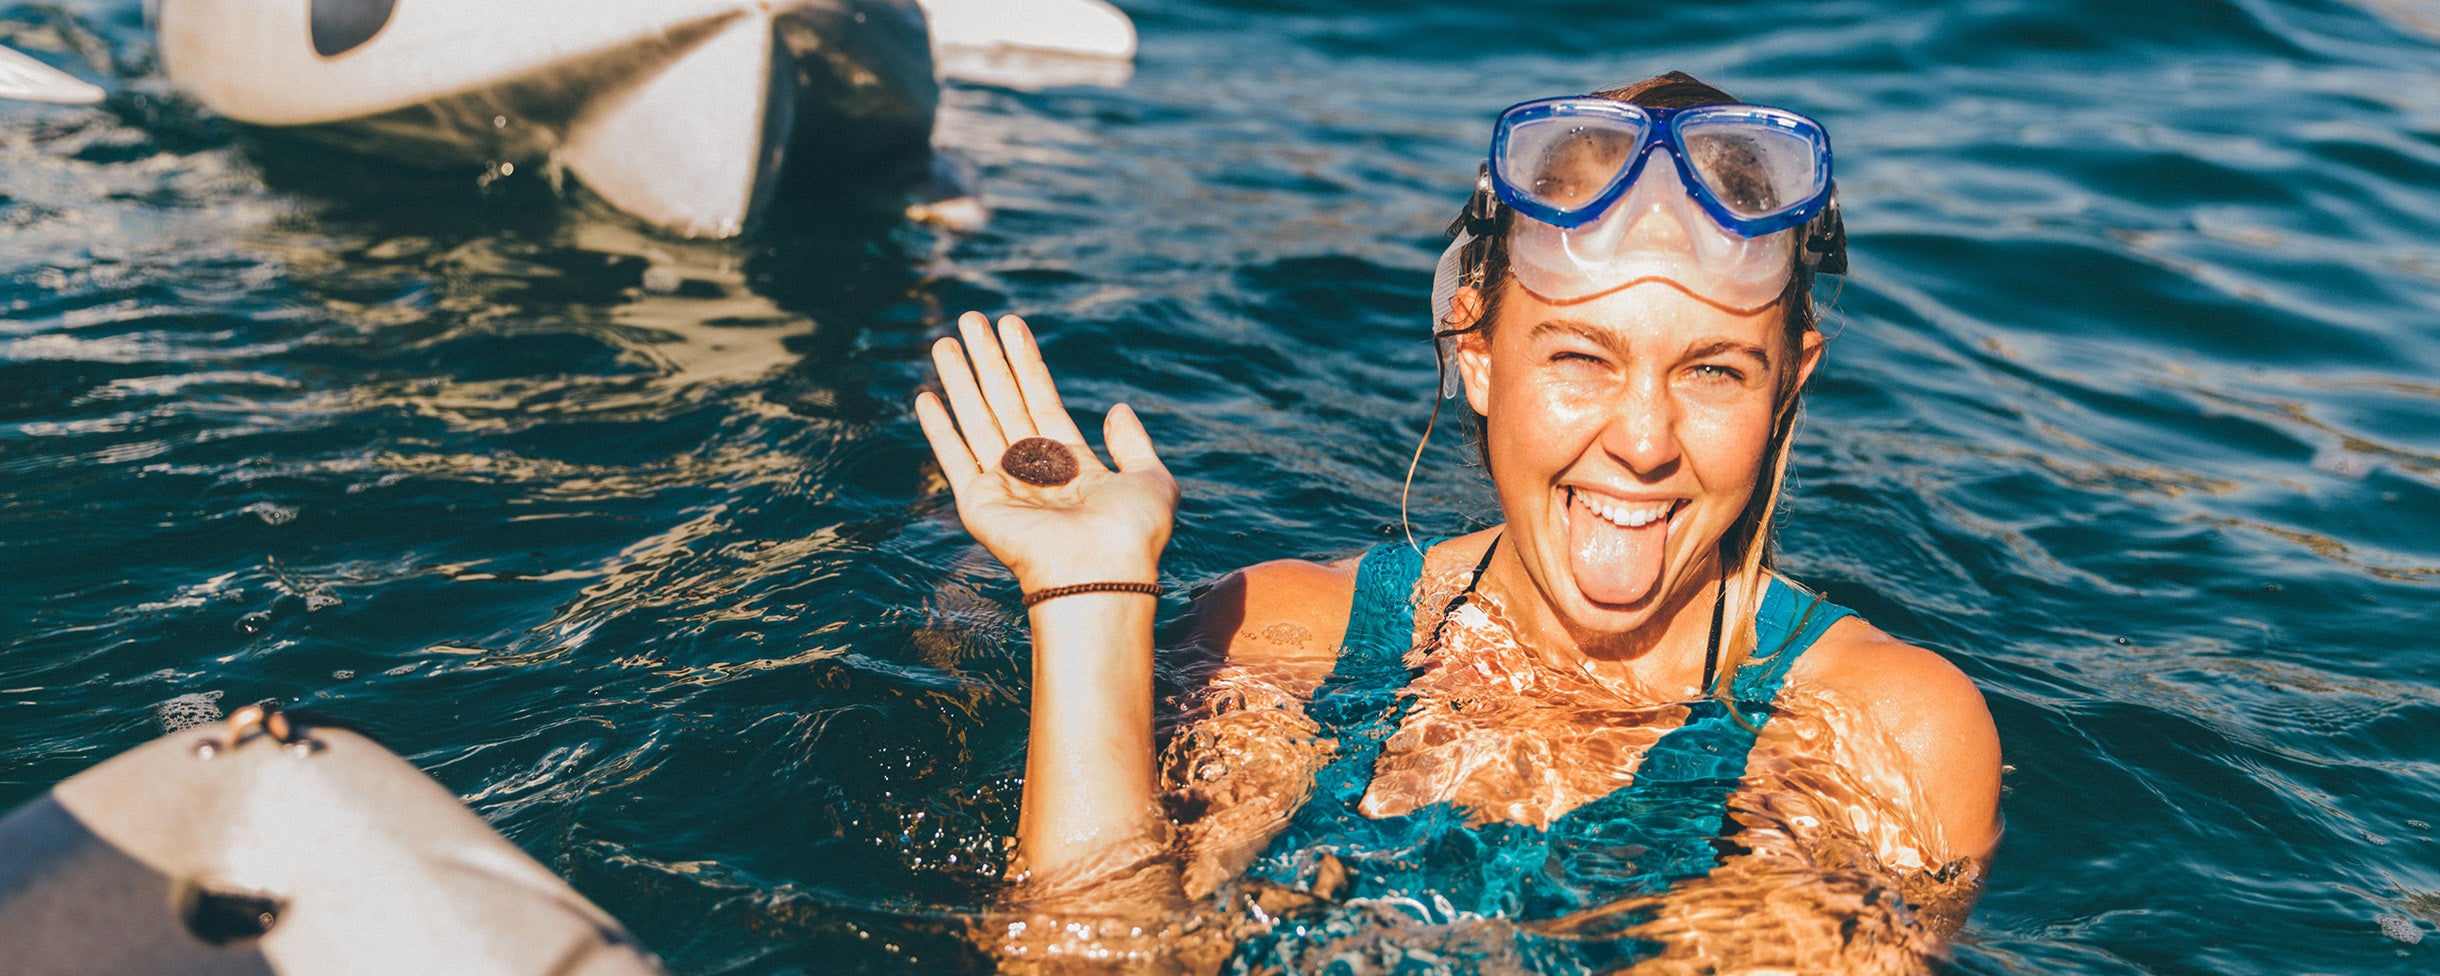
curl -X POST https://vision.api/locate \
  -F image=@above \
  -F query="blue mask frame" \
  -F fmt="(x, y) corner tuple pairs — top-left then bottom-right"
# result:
(1488, 97), (1835, 238)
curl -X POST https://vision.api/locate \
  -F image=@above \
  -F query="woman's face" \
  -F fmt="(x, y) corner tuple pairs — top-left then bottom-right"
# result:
(1453, 277), (1820, 644)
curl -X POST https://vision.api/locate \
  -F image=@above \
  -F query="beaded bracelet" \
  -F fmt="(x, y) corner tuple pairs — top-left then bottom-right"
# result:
(1021, 581), (1162, 607)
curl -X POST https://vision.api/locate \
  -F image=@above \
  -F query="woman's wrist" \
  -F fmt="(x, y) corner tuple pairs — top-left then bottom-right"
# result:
(1023, 581), (1161, 607)
(1011, 550), (1163, 593)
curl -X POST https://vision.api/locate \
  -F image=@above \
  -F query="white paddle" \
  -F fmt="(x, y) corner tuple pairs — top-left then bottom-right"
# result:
(0, 44), (102, 104)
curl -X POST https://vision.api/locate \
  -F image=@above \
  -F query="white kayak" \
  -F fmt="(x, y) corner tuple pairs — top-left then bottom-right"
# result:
(919, 0), (1137, 89)
(0, 705), (662, 976)
(0, 43), (104, 104)
(151, 0), (1137, 238)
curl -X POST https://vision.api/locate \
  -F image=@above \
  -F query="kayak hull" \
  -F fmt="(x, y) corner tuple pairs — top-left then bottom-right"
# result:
(156, 0), (939, 238)
(0, 709), (661, 975)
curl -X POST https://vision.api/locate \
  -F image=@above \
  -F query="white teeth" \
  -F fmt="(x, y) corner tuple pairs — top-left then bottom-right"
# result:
(1574, 491), (1673, 529)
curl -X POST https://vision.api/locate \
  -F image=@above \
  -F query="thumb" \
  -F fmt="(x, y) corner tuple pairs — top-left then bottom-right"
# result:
(1103, 403), (1167, 474)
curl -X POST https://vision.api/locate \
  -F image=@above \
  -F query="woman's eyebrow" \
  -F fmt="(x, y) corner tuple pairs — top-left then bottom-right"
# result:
(1529, 322), (1772, 369)
(1528, 319), (1628, 355)
(1685, 338), (1771, 368)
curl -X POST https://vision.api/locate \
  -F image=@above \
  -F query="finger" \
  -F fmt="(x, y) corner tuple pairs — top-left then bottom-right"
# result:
(914, 392), (982, 487)
(999, 315), (1088, 445)
(1103, 403), (1170, 476)
(932, 335), (1008, 462)
(957, 311), (1038, 444)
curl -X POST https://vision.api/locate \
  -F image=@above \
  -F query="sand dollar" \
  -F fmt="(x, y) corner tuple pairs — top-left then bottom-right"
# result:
(1001, 437), (1080, 486)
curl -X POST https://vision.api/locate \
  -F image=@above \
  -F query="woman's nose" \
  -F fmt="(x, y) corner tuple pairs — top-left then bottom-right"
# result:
(1599, 378), (1682, 477)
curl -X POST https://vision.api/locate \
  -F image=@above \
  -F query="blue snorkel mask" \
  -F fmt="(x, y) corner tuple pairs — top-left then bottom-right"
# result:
(1431, 95), (1847, 346)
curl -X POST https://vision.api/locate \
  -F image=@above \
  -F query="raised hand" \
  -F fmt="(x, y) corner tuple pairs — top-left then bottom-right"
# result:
(915, 312), (1178, 592)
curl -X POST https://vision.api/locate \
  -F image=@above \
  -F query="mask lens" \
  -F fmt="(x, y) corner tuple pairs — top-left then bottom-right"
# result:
(1497, 110), (1648, 215)
(1677, 113), (1826, 221)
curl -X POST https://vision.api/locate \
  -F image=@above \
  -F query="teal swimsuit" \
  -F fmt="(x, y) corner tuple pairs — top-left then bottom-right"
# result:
(1229, 540), (1854, 974)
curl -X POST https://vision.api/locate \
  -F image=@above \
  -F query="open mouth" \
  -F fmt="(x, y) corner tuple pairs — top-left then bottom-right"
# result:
(1572, 488), (1678, 529)
(1564, 486), (1684, 607)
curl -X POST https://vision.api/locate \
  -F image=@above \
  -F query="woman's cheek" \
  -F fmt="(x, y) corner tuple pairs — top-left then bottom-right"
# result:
(1526, 393), (1614, 455)
(1683, 403), (1776, 476)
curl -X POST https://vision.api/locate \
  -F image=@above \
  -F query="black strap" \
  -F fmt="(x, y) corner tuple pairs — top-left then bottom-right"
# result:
(1700, 564), (1727, 694)
(1428, 534), (1501, 648)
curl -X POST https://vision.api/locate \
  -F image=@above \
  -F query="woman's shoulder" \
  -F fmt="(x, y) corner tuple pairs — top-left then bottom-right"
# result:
(1783, 598), (2004, 861)
(1788, 610), (1986, 723)
(1196, 555), (1364, 666)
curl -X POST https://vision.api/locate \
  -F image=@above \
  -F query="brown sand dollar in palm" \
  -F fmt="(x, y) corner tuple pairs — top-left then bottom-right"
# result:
(1001, 437), (1080, 487)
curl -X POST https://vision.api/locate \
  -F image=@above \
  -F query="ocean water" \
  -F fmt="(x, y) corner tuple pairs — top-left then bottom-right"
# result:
(4, 0), (2439, 973)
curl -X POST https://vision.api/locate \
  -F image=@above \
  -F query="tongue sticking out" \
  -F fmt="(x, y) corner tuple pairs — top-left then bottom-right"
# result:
(1569, 490), (1669, 606)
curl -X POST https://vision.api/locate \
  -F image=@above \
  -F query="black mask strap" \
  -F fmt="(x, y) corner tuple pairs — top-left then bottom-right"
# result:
(1800, 188), (1847, 276)
(1448, 163), (1500, 240)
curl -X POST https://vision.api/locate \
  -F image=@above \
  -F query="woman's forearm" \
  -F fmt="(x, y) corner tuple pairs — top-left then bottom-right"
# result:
(912, 313), (1182, 895)
(1015, 588), (1169, 888)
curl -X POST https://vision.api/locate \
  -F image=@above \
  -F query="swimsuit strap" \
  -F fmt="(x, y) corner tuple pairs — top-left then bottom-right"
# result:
(1335, 539), (1435, 675)
(1428, 533), (1501, 649)
(1699, 556), (1727, 692)
(1296, 539), (1442, 807)
(1728, 575), (1850, 703)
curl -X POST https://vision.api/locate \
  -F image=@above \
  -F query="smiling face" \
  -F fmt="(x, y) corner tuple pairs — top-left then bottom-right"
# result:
(1453, 277), (1820, 648)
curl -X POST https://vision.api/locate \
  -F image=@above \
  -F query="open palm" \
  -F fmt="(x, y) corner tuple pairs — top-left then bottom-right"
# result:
(915, 312), (1177, 591)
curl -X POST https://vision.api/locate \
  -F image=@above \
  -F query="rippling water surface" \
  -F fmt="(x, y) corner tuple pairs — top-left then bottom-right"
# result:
(6, 0), (2440, 972)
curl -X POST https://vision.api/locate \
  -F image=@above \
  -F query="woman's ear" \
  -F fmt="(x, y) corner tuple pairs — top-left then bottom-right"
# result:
(1796, 328), (1824, 388)
(1448, 286), (1495, 417)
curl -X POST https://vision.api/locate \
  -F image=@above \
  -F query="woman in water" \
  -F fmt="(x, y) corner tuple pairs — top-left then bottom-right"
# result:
(915, 72), (2001, 971)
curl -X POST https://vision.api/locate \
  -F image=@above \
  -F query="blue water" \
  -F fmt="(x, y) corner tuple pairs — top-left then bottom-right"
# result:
(6, 0), (2440, 972)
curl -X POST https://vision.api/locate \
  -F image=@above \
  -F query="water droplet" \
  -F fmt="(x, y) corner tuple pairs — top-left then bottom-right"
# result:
(476, 160), (517, 190)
